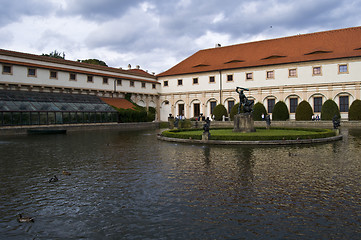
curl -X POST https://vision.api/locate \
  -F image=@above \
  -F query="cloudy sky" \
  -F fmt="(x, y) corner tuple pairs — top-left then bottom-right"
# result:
(1, 0), (361, 74)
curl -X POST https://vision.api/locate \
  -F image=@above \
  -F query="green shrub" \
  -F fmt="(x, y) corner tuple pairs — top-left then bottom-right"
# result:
(253, 102), (267, 121)
(230, 103), (241, 120)
(349, 99), (361, 120)
(321, 99), (340, 120)
(161, 128), (335, 141)
(180, 119), (192, 128)
(213, 104), (228, 121)
(295, 100), (313, 121)
(272, 101), (289, 121)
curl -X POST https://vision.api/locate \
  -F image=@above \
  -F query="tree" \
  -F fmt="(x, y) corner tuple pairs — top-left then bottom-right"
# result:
(42, 50), (65, 59)
(230, 103), (241, 120)
(253, 102), (267, 121)
(295, 100), (313, 121)
(213, 104), (228, 121)
(272, 101), (289, 121)
(348, 99), (361, 120)
(78, 59), (108, 67)
(321, 99), (340, 120)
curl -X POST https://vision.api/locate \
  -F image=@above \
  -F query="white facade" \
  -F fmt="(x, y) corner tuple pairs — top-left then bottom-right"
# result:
(158, 58), (361, 121)
(0, 50), (160, 113)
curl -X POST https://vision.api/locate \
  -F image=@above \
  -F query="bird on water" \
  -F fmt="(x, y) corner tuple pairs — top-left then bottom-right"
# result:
(17, 214), (34, 223)
(49, 175), (58, 183)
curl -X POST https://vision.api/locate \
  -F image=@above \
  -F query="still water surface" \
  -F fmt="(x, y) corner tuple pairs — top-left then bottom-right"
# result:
(0, 128), (360, 239)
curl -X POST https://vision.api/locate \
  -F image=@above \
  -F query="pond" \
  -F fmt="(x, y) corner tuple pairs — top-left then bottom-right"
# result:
(0, 128), (360, 239)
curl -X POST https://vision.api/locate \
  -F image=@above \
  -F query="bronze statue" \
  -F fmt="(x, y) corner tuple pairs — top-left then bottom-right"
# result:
(236, 87), (254, 114)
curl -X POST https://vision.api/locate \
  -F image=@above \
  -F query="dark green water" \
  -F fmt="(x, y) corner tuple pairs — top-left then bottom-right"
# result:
(0, 128), (360, 239)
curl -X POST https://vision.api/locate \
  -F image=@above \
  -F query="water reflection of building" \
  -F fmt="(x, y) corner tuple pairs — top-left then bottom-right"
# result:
(157, 26), (361, 121)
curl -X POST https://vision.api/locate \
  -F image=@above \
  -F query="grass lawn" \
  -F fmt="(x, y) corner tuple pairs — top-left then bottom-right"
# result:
(161, 128), (336, 141)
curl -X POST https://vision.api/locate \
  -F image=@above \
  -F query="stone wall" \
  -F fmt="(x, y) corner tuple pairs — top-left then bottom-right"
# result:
(0, 122), (159, 136)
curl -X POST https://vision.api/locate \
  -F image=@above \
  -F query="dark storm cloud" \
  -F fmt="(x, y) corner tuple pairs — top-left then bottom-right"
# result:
(60, 0), (145, 21)
(1, 0), (361, 73)
(0, 0), (54, 25)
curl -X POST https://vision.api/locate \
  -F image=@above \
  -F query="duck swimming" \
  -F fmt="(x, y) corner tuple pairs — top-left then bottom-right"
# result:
(62, 171), (71, 176)
(17, 214), (34, 223)
(49, 175), (58, 183)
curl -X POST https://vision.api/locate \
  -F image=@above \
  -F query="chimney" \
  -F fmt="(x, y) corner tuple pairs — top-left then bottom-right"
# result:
(136, 65), (140, 69)
(215, 43), (221, 48)
(128, 64), (131, 69)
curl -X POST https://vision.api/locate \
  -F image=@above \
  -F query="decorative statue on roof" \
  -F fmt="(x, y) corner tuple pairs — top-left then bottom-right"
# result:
(236, 87), (254, 114)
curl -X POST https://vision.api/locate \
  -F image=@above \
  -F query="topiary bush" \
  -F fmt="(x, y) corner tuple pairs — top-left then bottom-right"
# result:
(253, 102), (267, 121)
(321, 99), (340, 120)
(213, 104), (228, 121)
(230, 103), (241, 120)
(272, 101), (289, 121)
(295, 100), (313, 121)
(349, 99), (361, 120)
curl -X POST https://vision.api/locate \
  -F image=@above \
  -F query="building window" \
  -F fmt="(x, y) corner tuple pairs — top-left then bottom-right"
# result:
(178, 79), (183, 86)
(313, 66), (322, 75)
(339, 96), (349, 112)
(289, 69), (297, 77)
(209, 76), (215, 83)
(28, 68), (36, 77)
(49, 71), (57, 79)
(228, 100), (235, 113)
(266, 70), (274, 79)
(193, 78), (198, 84)
(339, 64), (348, 74)
(69, 73), (76, 81)
(152, 84), (156, 89)
(210, 101), (217, 115)
(289, 98), (298, 113)
(267, 99), (275, 113)
(117, 79), (122, 85)
(193, 103), (200, 117)
(141, 82), (146, 88)
(178, 103), (185, 116)
(2, 65), (12, 74)
(130, 81), (135, 87)
(246, 72), (253, 80)
(103, 77), (108, 84)
(164, 80), (168, 87)
(314, 97), (322, 113)
(227, 74), (233, 81)
(87, 75), (93, 82)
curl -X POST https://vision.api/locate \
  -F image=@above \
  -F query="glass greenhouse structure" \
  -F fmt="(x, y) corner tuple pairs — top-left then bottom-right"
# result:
(0, 90), (118, 126)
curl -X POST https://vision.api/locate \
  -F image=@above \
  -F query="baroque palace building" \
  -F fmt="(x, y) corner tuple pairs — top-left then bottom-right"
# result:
(1, 26), (361, 125)
(157, 26), (361, 121)
(0, 49), (160, 125)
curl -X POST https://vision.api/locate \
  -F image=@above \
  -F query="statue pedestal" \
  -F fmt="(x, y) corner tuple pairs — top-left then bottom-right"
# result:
(202, 132), (210, 141)
(233, 113), (256, 132)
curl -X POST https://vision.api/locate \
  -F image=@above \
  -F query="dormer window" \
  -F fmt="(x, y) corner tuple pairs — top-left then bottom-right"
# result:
(305, 50), (332, 55)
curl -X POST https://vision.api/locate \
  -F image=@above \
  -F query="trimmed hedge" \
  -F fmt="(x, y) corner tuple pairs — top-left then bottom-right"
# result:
(253, 102), (267, 121)
(272, 101), (289, 121)
(230, 103), (241, 120)
(161, 128), (335, 141)
(321, 99), (340, 120)
(349, 99), (361, 120)
(295, 100), (313, 121)
(213, 104), (228, 121)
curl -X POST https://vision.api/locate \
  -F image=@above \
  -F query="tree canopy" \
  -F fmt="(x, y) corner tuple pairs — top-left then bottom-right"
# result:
(42, 50), (65, 59)
(78, 59), (108, 67)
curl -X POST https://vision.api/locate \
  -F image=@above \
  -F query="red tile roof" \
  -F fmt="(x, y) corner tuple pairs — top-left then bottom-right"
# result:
(101, 98), (136, 109)
(157, 26), (361, 77)
(0, 48), (157, 80)
(127, 68), (155, 77)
